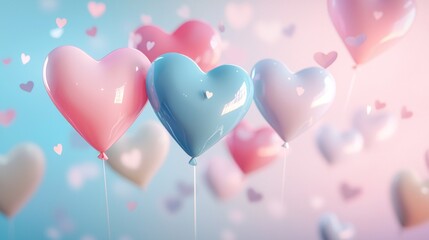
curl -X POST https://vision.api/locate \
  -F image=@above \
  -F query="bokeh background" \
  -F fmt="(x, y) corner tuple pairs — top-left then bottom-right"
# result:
(1, 0), (429, 239)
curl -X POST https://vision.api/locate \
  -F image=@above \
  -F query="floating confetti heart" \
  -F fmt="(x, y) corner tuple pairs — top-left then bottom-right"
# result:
(0, 109), (16, 127)
(140, 14), (152, 25)
(127, 201), (138, 211)
(50, 28), (64, 39)
(296, 86), (305, 96)
(225, 2), (253, 29)
(373, 11), (383, 20)
(401, 106), (413, 119)
(247, 188), (263, 203)
(163, 196), (182, 214)
(88, 1), (106, 18)
(146, 41), (155, 51)
(176, 5), (190, 19)
(2, 58), (12, 65)
(56, 17), (67, 28)
(283, 24), (295, 37)
(345, 34), (367, 47)
(218, 22), (225, 32)
(20, 81), (34, 92)
(340, 182), (362, 201)
(86, 26), (97, 37)
(21, 53), (30, 64)
(374, 100), (386, 110)
(67, 162), (100, 190)
(53, 144), (63, 155)
(314, 51), (338, 68)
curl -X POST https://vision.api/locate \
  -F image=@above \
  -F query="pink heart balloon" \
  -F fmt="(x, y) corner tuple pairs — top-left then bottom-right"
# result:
(205, 157), (245, 200)
(316, 125), (364, 164)
(352, 107), (398, 148)
(227, 121), (283, 174)
(328, 0), (416, 65)
(131, 20), (222, 72)
(43, 46), (150, 159)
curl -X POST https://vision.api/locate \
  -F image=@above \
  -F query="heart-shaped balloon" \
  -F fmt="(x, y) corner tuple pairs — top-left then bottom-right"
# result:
(131, 20), (222, 72)
(106, 121), (170, 188)
(328, 0), (416, 65)
(43, 46), (150, 159)
(147, 53), (253, 162)
(0, 143), (45, 217)
(391, 171), (429, 228)
(316, 125), (364, 164)
(205, 157), (245, 200)
(319, 213), (355, 240)
(352, 107), (398, 148)
(226, 121), (283, 174)
(252, 59), (336, 143)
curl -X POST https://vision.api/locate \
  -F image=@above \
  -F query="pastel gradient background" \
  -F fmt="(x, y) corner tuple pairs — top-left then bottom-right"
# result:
(1, 0), (429, 239)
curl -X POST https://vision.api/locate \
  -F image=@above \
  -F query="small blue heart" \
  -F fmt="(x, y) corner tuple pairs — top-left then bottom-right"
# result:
(147, 53), (254, 158)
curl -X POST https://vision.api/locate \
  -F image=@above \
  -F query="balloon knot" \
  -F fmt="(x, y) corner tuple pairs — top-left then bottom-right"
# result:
(188, 158), (197, 166)
(282, 142), (290, 149)
(98, 152), (108, 160)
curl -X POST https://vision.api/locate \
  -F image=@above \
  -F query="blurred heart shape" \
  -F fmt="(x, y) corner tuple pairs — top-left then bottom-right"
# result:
(340, 182), (362, 201)
(43, 46), (150, 159)
(147, 53), (253, 160)
(106, 121), (170, 189)
(247, 188), (263, 203)
(131, 20), (221, 72)
(252, 59), (336, 143)
(316, 125), (363, 164)
(227, 121), (283, 174)
(205, 157), (245, 200)
(0, 143), (45, 217)
(225, 2), (253, 29)
(391, 171), (429, 228)
(319, 213), (355, 240)
(0, 109), (16, 127)
(314, 51), (338, 68)
(352, 107), (398, 148)
(20, 81), (34, 92)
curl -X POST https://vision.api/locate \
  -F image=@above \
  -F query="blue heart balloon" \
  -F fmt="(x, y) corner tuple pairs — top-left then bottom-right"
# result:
(146, 53), (254, 164)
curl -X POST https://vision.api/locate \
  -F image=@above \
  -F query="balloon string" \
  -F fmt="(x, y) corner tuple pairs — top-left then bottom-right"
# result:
(102, 161), (112, 240)
(281, 142), (289, 204)
(343, 67), (358, 116)
(193, 165), (197, 240)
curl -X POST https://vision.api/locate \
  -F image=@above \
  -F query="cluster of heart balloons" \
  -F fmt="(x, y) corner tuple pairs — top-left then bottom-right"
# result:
(43, 20), (338, 168)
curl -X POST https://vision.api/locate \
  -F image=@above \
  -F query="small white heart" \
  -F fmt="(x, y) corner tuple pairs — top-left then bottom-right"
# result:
(205, 91), (213, 99)
(296, 87), (305, 96)
(373, 11), (383, 20)
(146, 41), (155, 51)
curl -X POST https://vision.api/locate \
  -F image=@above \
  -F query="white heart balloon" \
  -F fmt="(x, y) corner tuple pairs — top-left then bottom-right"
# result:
(106, 121), (170, 189)
(0, 143), (45, 217)
(316, 125), (364, 164)
(352, 107), (398, 147)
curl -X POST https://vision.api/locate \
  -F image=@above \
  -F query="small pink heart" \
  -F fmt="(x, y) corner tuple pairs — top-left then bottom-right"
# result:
(401, 106), (413, 119)
(54, 144), (63, 155)
(20, 81), (34, 92)
(176, 5), (190, 19)
(86, 26), (97, 37)
(283, 24), (295, 37)
(56, 18), (67, 28)
(127, 201), (138, 211)
(2, 58), (12, 65)
(247, 188), (263, 203)
(0, 109), (16, 127)
(21, 53), (30, 65)
(296, 86), (305, 96)
(140, 14), (152, 25)
(374, 100), (386, 110)
(313, 51), (338, 68)
(340, 182), (362, 201)
(88, 1), (106, 18)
